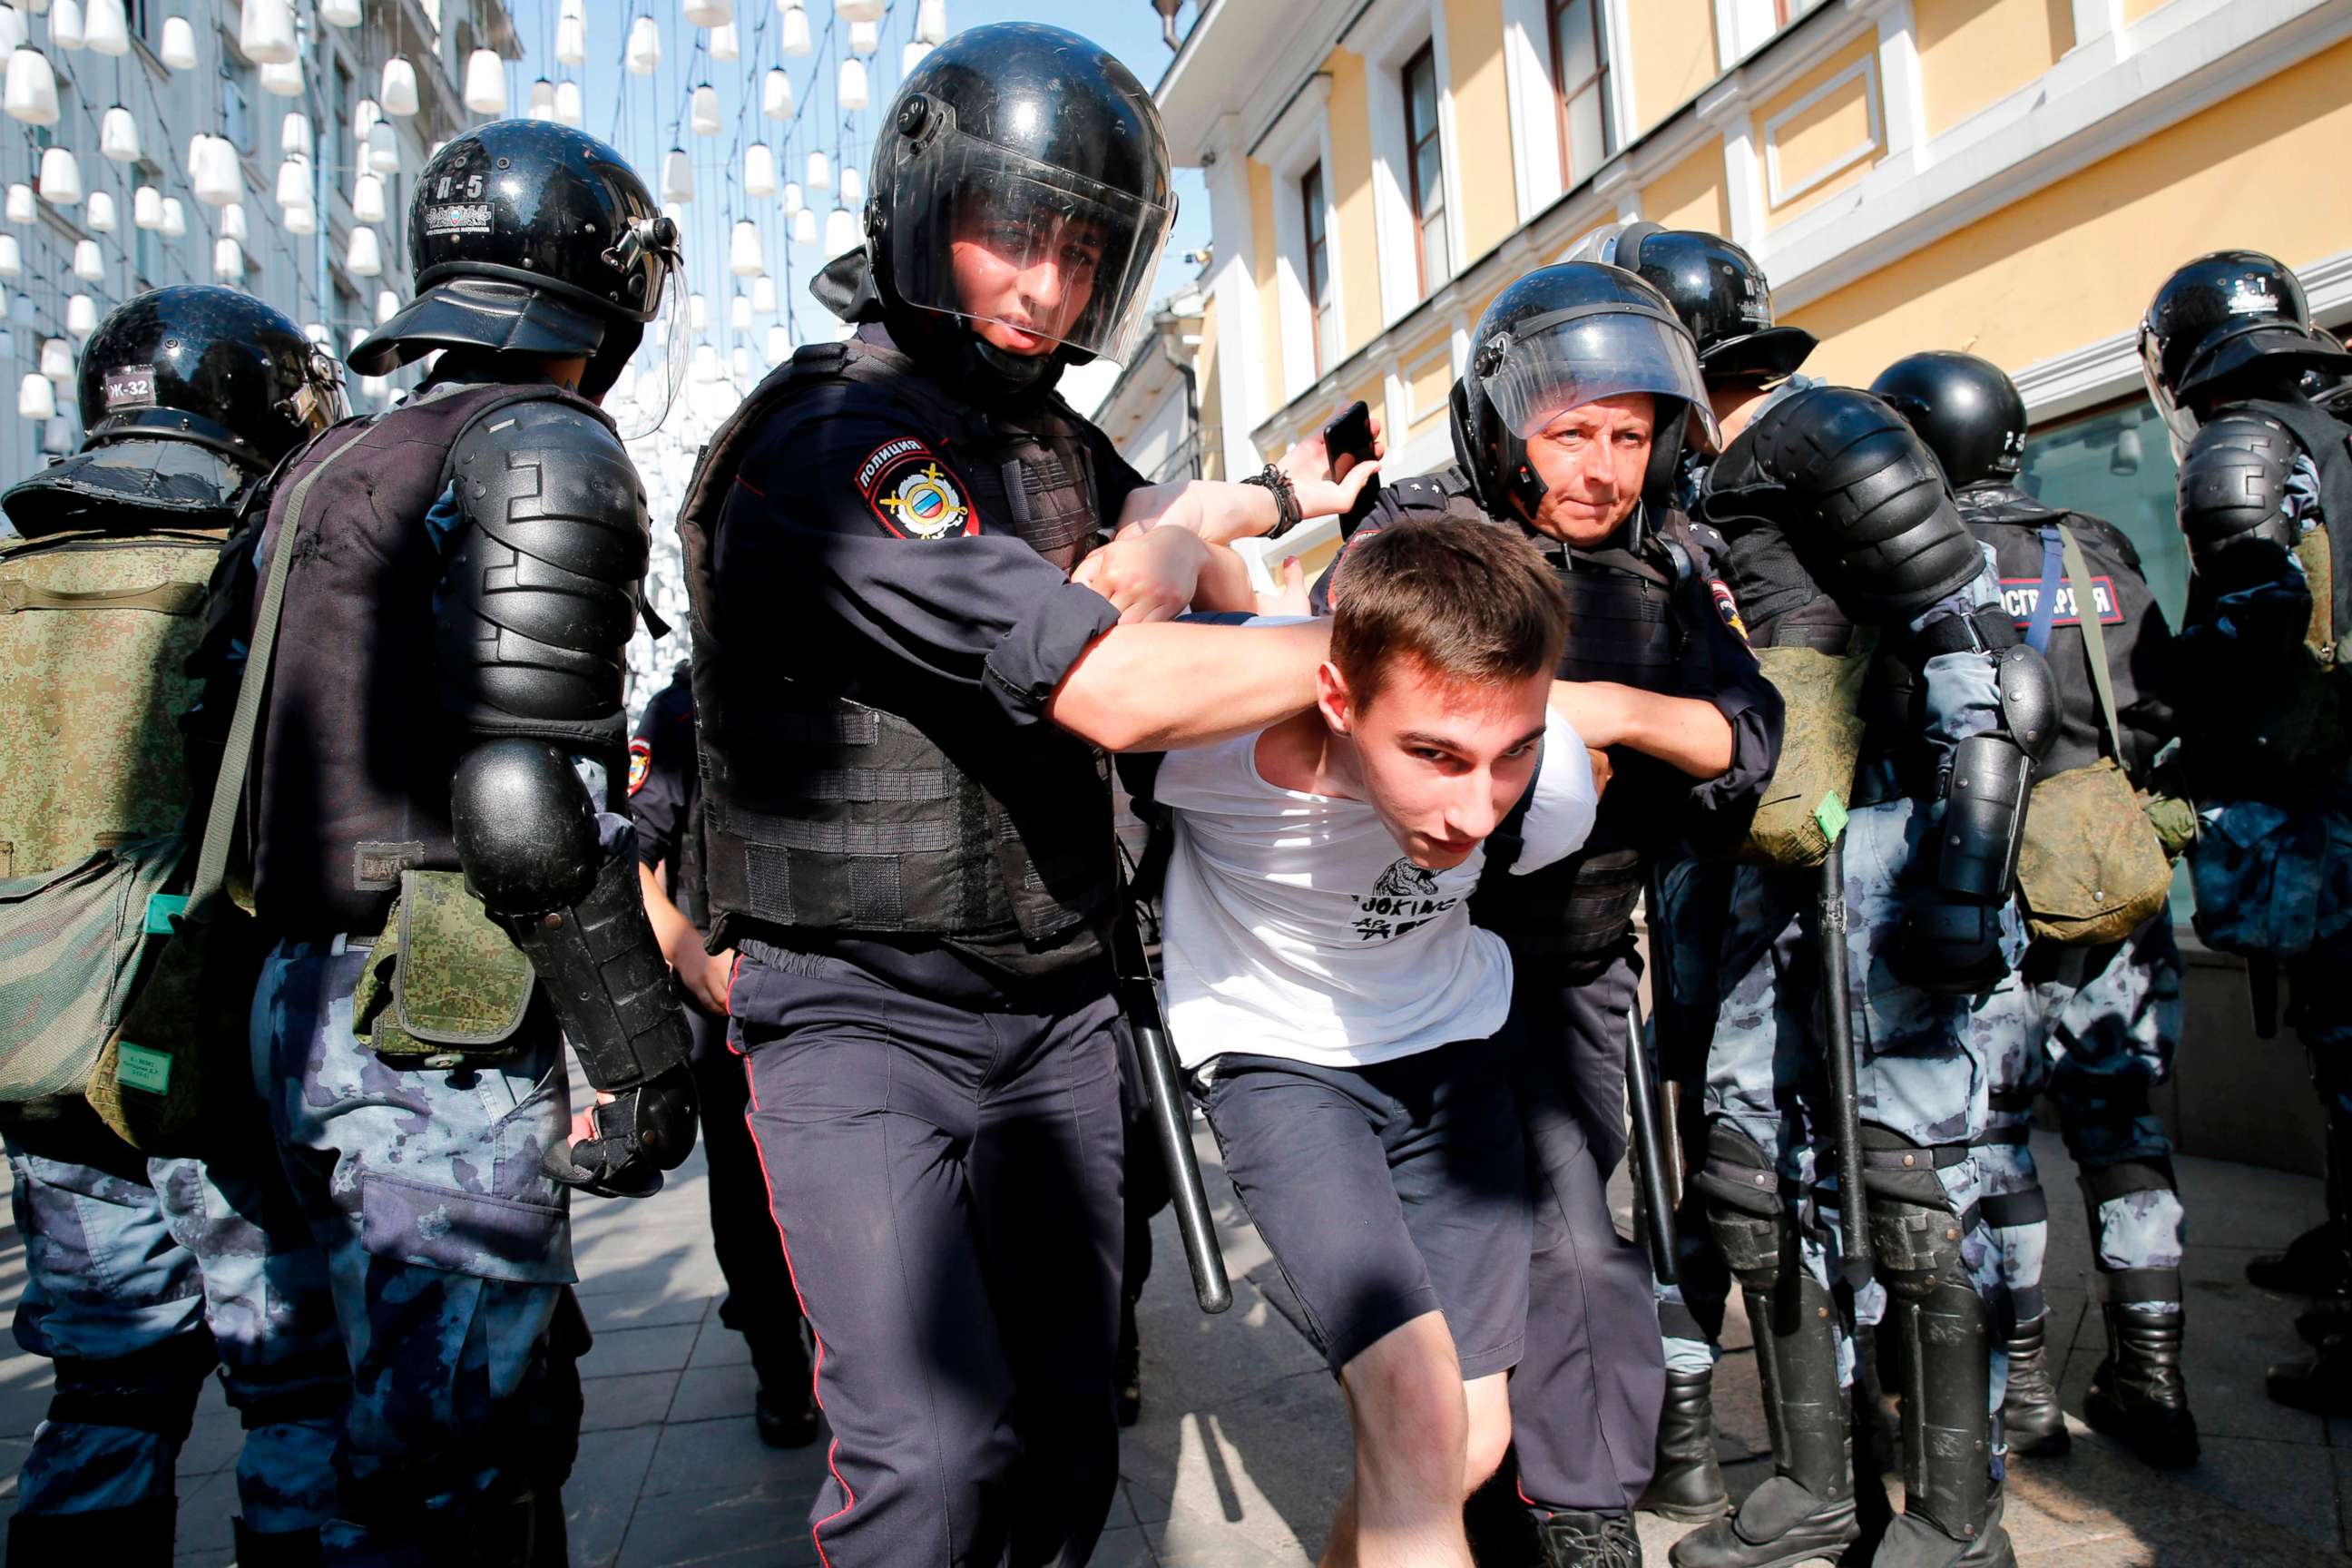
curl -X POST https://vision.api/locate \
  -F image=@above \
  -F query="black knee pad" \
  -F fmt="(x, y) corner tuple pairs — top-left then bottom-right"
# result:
(1694, 1123), (1786, 1288)
(2079, 1155), (2177, 1206)
(49, 1333), (217, 1445)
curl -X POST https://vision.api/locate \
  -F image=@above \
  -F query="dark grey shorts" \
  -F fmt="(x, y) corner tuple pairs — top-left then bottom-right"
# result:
(1194, 1036), (1531, 1379)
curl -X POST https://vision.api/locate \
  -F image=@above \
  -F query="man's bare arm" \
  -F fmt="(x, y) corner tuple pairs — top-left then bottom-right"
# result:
(1048, 619), (1330, 752)
(1548, 680), (1736, 779)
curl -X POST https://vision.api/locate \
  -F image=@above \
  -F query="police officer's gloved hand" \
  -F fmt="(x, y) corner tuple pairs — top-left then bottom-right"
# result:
(544, 1063), (700, 1199)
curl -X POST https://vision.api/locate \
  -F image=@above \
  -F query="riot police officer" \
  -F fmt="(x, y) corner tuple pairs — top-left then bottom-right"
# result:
(0, 287), (347, 1565)
(2137, 250), (2352, 1413)
(232, 121), (691, 1564)
(627, 662), (818, 1448)
(673, 24), (1358, 1567)
(1873, 350), (2196, 1468)
(1592, 224), (2054, 1568)
(1317, 260), (1785, 1567)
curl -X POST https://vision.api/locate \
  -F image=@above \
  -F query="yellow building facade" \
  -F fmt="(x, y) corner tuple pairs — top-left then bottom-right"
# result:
(1142, 0), (2352, 1174)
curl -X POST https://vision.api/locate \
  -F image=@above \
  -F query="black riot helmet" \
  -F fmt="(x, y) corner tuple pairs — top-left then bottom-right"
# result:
(2139, 250), (2352, 451)
(859, 22), (1177, 393)
(1870, 350), (2028, 489)
(1451, 261), (1718, 533)
(1568, 221), (1815, 384)
(350, 120), (681, 410)
(2, 285), (344, 537)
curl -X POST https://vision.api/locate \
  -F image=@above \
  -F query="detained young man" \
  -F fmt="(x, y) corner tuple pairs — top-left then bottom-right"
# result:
(1153, 519), (1602, 1568)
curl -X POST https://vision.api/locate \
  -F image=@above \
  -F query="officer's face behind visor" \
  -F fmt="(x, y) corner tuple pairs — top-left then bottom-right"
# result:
(949, 200), (1106, 358)
(1524, 393), (1655, 546)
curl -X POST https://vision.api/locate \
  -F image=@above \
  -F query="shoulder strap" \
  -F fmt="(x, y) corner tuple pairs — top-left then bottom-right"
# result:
(1483, 740), (1547, 881)
(2056, 522), (2126, 770)
(2023, 523), (2063, 655)
(187, 422), (375, 912)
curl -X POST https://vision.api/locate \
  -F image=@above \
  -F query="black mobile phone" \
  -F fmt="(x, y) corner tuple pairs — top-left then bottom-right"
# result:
(1321, 400), (1377, 467)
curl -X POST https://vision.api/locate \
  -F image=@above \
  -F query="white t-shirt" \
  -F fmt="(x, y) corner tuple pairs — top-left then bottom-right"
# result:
(1156, 706), (1598, 1071)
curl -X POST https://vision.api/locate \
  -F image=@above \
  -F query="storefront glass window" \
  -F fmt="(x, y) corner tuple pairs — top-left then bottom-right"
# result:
(2017, 397), (2186, 626)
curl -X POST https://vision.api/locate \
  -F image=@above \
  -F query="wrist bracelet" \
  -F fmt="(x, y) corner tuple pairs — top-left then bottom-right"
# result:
(1240, 463), (1303, 538)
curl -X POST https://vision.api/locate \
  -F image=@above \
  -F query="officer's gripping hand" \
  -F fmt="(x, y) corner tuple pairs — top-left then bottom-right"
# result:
(545, 1063), (700, 1200)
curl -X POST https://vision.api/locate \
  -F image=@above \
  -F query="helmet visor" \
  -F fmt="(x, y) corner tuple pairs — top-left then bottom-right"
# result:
(1480, 305), (1720, 452)
(886, 127), (1176, 366)
(2137, 323), (2201, 458)
(608, 245), (690, 442)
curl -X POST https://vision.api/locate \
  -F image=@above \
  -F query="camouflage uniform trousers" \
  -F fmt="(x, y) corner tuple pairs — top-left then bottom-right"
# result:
(2192, 798), (2352, 1110)
(250, 938), (585, 1565)
(1973, 909), (2186, 1322)
(1701, 794), (2012, 1401)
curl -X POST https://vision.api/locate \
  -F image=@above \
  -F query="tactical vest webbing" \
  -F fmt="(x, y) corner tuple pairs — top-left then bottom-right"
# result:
(673, 338), (1118, 966)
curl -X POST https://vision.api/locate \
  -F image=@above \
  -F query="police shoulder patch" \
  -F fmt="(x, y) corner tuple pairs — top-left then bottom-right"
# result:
(1710, 577), (1750, 643)
(858, 436), (977, 541)
(627, 738), (652, 797)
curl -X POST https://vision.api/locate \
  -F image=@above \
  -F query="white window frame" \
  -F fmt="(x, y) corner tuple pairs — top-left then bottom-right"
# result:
(1352, 0), (1460, 327)
(1502, 0), (1631, 219)
(1715, 0), (1830, 70)
(1759, 50), (1880, 209)
(1259, 77), (1340, 405)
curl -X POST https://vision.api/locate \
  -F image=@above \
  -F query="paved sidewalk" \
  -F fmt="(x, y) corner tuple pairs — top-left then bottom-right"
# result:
(0, 1119), (2345, 1564)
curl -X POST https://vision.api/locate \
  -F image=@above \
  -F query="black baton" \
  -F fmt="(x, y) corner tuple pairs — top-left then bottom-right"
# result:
(1112, 908), (1232, 1314)
(1818, 831), (1872, 1285)
(1623, 1004), (1678, 1285)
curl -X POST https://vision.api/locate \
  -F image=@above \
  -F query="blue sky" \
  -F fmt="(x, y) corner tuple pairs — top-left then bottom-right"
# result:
(500, 2), (1212, 362)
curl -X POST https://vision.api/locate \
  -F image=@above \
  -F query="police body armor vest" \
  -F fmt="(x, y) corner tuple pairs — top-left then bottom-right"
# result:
(2239, 397), (2352, 663)
(674, 337), (1118, 970)
(245, 381), (609, 936)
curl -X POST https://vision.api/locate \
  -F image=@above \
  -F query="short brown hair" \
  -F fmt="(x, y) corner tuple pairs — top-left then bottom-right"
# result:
(1329, 517), (1567, 710)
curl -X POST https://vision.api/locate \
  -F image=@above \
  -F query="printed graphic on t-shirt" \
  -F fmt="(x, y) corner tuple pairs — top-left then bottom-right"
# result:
(1352, 857), (1459, 941)
(2000, 575), (2124, 627)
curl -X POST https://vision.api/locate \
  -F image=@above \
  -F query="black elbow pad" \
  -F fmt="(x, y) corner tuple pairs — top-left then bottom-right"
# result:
(2177, 412), (2299, 566)
(436, 399), (649, 751)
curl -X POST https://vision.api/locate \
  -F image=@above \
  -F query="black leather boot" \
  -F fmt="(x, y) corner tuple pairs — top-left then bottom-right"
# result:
(2269, 1330), (2352, 1416)
(1538, 1509), (1643, 1566)
(749, 1327), (820, 1449)
(2249, 1219), (2347, 1294)
(231, 1515), (324, 1568)
(1999, 1318), (2069, 1457)
(5, 1497), (175, 1567)
(1637, 1367), (1729, 1522)
(2083, 1302), (2199, 1466)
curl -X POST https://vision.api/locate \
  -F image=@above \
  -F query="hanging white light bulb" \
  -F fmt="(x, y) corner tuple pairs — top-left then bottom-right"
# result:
(849, 19), (877, 55)
(554, 81), (583, 128)
(191, 135), (240, 206)
(824, 204), (858, 257)
(368, 122), (397, 175)
(806, 150), (830, 191)
(779, 4), (810, 55)
(792, 205), (818, 246)
(260, 57), (301, 96)
(37, 145), (81, 205)
(274, 156), (310, 211)
(5, 47), (61, 125)
(283, 200), (315, 234)
(555, 0), (585, 64)
(212, 237), (243, 279)
(767, 324), (791, 364)
(99, 103), (140, 161)
(689, 291), (709, 333)
(730, 220), (764, 278)
(745, 142), (777, 198)
(353, 172), (385, 223)
(346, 225), (382, 277)
(237, 0), (296, 64)
(730, 346), (751, 381)
(838, 56), (867, 112)
(220, 201), (247, 241)
(158, 15), (196, 69)
(66, 292), (97, 337)
(916, 0), (946, 45)
(625, 15), (661, 75)
(18, 371), (54, 421)
(39, 338), (70, 380)
(662, 147), (694, 204)
(835, 0), (882, 22)
(380, 56), (419, 116)
(71, 238), (100, 281)
(527, 77), (554, 120)
(318, 0), (361, 26)
(730, 292), (751, 330)
(4, 182), (31, 222)
(0, 236), (18, 276)
(840, 164), (862, 207)
(160, 197), (186, 237)
(84, 0), (130, 53)
(281, 109), (313, 156)
(50, 0), (83, 52)
(353, 95), (379, 146)
(691, 83), (720, 136)
(782, 181), (803, 217)
(902, 39), (932, 74)
(682, 0), (731, 24)
(753, 273), (777, 313)
(761, 68), (793, 121)
(132, 183), (161, 229)
(373, 288), (396, 323)
(463, 49), (505, 115)
(0, 9), (23, 52)
(711, 23), (740, 62)
(84, 189), (114, 231)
